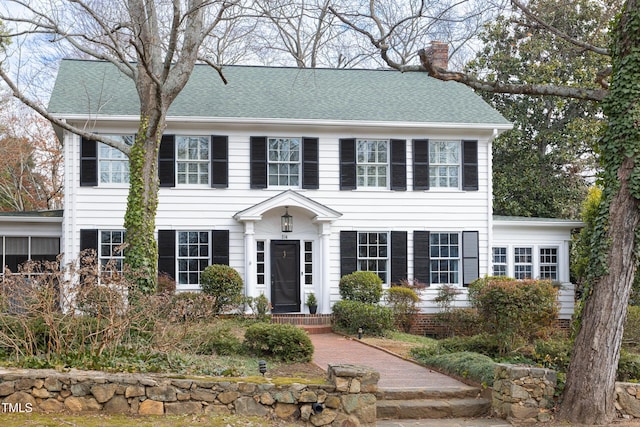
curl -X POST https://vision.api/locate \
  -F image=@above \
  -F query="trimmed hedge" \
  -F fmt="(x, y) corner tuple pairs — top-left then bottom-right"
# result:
(339, 271), (383, 304)
(243, 323), (313, 362)
(332, 300), (394, 336)
(200, 264), (244, 314)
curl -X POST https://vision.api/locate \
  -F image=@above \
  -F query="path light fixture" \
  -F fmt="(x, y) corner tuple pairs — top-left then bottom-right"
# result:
(358, 327), (363, 340)
(258, 360), (267, 376)
(281, 206), (293, 233)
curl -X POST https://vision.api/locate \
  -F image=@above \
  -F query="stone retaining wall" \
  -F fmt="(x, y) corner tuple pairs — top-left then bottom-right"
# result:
(0, 363), (378, 426)
(492, 363), (556, 423)
(617, 382), (640, 419)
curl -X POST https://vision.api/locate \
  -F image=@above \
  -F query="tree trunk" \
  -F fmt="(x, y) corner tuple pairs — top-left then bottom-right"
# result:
(558, 2), (640, 423)
(123, 110), (165, 294)
(558, 158), (639, 424)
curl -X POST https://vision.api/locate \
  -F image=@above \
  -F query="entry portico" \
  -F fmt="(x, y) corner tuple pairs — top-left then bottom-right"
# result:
(234, 190), (341, 314)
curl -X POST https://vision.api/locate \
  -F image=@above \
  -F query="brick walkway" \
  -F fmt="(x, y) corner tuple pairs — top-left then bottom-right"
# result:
(310, 333), (468, 390)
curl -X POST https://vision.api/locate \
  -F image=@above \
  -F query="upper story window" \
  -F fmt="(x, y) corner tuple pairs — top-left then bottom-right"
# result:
(430, 232), (460, 284)
(98, 135), (134, 184)
(357, 232), (388, 283)
(177, 136), (209, 185)
(357, 139), (388, 188)
(539, 247), (558, 280)
(429, 141), (460, 188)
(268, 137), (300, 186)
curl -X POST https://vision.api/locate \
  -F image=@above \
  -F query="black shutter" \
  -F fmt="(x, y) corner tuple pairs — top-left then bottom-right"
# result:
(391, 231), (407, 284)
(80, 137), (98, 186)
(302, 137), (319, 189)
(462, 140), (479, 191)
(413, 231), (430, 285)
(340, 231), (358, 277)
(413, 139), (430, 190)
(390, 140), (407, 191)
(462, 231), (479, 286)
(158, 135), (175, 187)
(157, 230), (176, 280)
(212, 230), (230, 265)
(80, 229), (98, 252)
(339, 139), (356, 190)
(211, 135), (228, 188)
(250, 136), (268, 189)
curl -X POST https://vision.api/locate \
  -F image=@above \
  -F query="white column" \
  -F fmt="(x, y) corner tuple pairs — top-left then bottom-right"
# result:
(243, 221), (256, 301)
(319, 222), (332, 314)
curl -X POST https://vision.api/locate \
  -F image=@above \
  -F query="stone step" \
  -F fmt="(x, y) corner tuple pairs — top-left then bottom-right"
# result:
(376, 397), (491, 420)
(376, 385), (481, 401)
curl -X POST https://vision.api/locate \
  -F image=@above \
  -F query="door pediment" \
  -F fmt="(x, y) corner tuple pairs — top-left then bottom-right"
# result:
(233, 190), (342, 223)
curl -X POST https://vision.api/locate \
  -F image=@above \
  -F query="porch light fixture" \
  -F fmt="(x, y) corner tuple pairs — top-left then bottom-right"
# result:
(281, 206), (293, 233)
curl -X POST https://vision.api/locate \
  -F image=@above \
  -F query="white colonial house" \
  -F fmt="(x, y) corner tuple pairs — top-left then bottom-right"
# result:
(0, 59), (581, 323)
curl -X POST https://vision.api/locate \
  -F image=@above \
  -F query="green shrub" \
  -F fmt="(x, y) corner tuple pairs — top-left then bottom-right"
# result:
(332, 300), (394, 336)
(435, 334), (503, 358)
(243, 323), (313, 362)
(187, 323), (244, 356)
(247, 294), (272, 322)
(468, 276), (559, 353)
(200, 264), (244, 314)
(624, 305), (640, 348)
(436, 308), (482, 338)
(411, 348), (497, 386)
(339, 271), (383, 304)
(618, 350), (640, 382)
(531, 337), (572, 372)
(386, 286), (419, 332)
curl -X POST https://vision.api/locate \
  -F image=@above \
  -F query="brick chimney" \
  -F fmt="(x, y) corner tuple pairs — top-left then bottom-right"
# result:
(425, 41), (449, 70)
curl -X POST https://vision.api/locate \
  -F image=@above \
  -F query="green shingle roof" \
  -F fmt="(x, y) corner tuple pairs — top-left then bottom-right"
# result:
(48, 59), (510, 126)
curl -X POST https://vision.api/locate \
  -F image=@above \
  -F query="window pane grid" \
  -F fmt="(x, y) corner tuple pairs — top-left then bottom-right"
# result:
(98, 136), (133, 184)
(304, 241), (313, 285)
(268, 138), (300, 186)
(356, 139), (388, 188)
(177, 136), (209, 185)
(539, 247), (558, 280)
(99, 230), (125, 272)
(430, 232), (460, 284)
(514, 247), (533, 279)
(429, 141), (460, 188)
(492, 247), (508, 276)
(256, 241), (265, 285)
(357, 232), (388, 282)
(177, 231), (209, 285)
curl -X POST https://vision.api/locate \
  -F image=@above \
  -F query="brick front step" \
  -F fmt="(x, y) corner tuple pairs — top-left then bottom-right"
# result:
(376, 397), (491, 419)
(301, 325), (333, 334)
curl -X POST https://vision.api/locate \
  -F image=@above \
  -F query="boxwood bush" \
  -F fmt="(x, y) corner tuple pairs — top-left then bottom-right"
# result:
(243, 323), (313, 362)
(332, 300), (394, 336)
(339, 271), (383, 304)
(200, 264), (244, 314)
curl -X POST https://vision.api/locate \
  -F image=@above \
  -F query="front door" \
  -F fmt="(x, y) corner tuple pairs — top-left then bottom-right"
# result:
(271, 240), (300, 313)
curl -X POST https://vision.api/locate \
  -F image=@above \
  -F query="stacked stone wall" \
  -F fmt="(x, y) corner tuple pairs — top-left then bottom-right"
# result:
(0, 364), (378, 426)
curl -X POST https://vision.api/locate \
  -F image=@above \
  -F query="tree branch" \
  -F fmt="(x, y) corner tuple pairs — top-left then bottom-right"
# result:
(418, 48), (608, 102)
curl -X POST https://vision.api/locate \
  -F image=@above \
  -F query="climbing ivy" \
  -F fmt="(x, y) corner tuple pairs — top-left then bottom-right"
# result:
(582, 6), (640, 302)
(123, 116), (160, 294)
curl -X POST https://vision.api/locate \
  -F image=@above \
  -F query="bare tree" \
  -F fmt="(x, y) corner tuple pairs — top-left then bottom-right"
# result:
(336, 0), (636, 423)
(0, 0), (239, 293)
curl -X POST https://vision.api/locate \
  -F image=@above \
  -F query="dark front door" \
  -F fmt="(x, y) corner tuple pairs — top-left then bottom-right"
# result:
(271, 240), (300, 313)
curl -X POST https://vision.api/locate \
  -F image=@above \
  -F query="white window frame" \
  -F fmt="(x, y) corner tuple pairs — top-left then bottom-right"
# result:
(98, 230), (126, 273)
(268, 137), (301, 187)
(492, 246), (508, 277)
(356, 139), (389, 189)
(357, 231), (389, 283)
(429, 140), (460, 189)
(176, 136), (210, 185)
(514, 247), (533, 279)
(256, 240), (266, 286)
(539, 247), (559, 280)
(98, 135), (134, 185)
(430, 232), (461, 285)
(304, 241), (313, 286)
(177, 231), (210, 286)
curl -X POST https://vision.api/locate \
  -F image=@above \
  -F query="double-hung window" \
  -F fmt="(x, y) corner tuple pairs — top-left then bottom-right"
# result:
(177, 136), (209, 185)
(99, 135), (133, 184)
(492, 247), (508, 276)
(268, 137), (300, 186)
(357, 139), (388, 188)
(539, 247), (558, 280)
(514, 247), (533, 279)
(430, 232), (460, 284)
(99, 230), (126, 272)
(177, 231), (210, 286)
(357, 232), (388, 282)
(429, 141), (460, 188)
